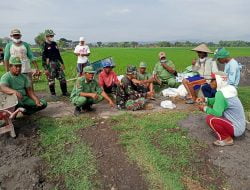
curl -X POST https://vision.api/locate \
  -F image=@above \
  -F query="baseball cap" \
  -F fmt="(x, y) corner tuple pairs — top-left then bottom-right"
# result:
(139, 62), (147, 68)
(9, 56), (22, 65)
(83, 66), (95, 74)
(126, 65), (137, 75)
(214, 48), (230, 59)
(10, 29), (21, 35)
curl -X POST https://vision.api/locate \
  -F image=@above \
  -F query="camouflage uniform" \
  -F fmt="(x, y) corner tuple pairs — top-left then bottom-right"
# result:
(116, 72), (146, 111)
(42, 29), (68, 96)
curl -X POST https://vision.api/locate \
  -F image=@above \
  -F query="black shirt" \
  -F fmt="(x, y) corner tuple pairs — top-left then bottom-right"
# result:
(42, 41), (64, 64)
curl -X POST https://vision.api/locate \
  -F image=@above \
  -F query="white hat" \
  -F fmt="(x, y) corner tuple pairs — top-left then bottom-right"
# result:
(79, 37), (85, 41)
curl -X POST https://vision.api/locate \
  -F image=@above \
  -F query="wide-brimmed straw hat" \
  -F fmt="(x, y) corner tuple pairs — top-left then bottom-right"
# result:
(191, 44), (213, 54)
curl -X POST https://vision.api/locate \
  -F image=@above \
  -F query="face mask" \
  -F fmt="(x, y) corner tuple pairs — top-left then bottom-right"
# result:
(12, 37), (21, 43)
(199, 58), (206, 63)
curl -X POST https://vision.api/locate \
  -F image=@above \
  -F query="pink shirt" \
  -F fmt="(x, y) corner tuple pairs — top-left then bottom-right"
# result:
(99, 70), (119, 87)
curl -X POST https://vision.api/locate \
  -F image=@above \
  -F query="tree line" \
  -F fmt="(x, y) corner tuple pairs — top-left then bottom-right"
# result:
(1, 34), (250, 50)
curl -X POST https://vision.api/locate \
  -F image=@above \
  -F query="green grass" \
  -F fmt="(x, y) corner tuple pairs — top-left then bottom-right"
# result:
(111, 112), (211, 190)
(37, 116), (97, 190)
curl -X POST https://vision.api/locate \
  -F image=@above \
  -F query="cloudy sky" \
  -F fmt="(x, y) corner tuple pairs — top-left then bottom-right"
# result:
(1, 0), (250, 43)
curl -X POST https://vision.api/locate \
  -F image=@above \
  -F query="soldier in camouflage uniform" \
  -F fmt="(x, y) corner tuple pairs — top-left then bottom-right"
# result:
(42, 29), (68, 97)
(116, 65), (149, 111)
(70, 66), (115, 115)
(136, 62), (155, 98)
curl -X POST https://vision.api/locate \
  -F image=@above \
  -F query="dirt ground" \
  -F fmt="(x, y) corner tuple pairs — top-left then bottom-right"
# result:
(0, 95), (249, 190)
(79, 122), (149, 190)
(179, 114), (250, 190)
(0, 119), (53, 190)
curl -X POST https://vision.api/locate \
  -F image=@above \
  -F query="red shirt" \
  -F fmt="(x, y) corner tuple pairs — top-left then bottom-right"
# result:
(99, 70), (119, 87)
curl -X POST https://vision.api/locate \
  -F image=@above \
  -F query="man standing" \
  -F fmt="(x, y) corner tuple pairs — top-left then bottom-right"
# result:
(214, 47), (241, 87)
(153, 52), (179, 88)
(4, 29), (39, 84)
(98, 61), (119, 95)
(116, 65), (150, 111)
(42, 29), (68, 97)
(74, 37), (91, 76)
(0, 57), (47, 115)
(70, 66), (114, 116)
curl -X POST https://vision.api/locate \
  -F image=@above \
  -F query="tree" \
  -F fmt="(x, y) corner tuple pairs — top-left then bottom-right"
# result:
(34, 32), (45, 49)
(131, 41), (139, 48)
(97, 41), (102, 47)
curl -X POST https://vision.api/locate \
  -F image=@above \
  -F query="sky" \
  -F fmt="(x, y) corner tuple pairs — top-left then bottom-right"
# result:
(0, 0), (250, 44)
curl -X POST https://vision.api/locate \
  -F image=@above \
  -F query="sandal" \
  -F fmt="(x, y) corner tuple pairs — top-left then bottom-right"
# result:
(213, 140), (234, 146)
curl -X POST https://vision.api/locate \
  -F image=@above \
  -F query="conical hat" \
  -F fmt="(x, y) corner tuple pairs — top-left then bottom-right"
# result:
(191, 44), (213, 54)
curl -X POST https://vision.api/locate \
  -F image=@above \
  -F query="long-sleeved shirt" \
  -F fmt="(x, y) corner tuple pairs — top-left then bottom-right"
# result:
(224, 59), (241, 87)
(42, 41), (64, 69)
(205, 91), (246, 136)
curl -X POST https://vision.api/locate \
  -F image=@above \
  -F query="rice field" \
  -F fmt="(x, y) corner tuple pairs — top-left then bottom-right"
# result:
(1, 47), (250, 91)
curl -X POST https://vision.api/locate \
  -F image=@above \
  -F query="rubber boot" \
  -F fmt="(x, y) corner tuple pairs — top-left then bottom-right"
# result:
(60, 81), (69, 96)
(49, 84), (56, 95)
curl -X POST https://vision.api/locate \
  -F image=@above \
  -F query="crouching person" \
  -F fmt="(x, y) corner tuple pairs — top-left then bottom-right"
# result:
(196, 71), (246, 146)
(116, 65), (149, 111)
(98, 61), (120, 97)
(70, 66), (115, 116)
(0, 57), (47, 115)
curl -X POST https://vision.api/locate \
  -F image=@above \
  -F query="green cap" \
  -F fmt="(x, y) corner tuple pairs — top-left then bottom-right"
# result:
(214, 48), (230, 59)
(139, 62), (147, 68)
(9, 57), (22, 65)
(84, 66), (95, 74)
(126, 65), (137, 75)
(45, 29), (55, 36)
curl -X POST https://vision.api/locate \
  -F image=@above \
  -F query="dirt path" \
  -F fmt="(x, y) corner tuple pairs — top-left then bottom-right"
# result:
(0, 119), (53, 190)
(179, 113), (250, 190)
(79, 121), (149, 190)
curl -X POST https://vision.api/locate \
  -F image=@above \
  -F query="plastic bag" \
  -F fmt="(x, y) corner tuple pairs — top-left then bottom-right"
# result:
(160, 100), (176, 109)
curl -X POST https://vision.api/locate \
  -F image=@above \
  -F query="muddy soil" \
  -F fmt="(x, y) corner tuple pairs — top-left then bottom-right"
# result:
(0, 119), (54, 190)
(79, 122), (149, 190)
(179, 113), (250, 190)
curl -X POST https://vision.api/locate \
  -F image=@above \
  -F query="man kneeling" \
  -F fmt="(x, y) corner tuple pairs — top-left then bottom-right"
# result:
(0, 57), (47, 115)
(70, 66), (115, 115)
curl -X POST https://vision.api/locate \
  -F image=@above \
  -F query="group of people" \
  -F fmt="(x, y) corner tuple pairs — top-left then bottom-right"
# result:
(0, 28), (246, 147)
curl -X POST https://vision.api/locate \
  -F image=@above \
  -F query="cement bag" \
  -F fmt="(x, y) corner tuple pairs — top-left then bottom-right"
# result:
(162, 88), (179, 97)
(160, 100), (176, 109)
(176, 84), (188, 97)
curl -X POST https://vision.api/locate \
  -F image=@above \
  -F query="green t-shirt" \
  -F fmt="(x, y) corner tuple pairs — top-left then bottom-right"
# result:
(0, 72), (31, 96)
(137, 72), (152, 81)
(153, 60), (175, 81)
(70, 77), (103, 99)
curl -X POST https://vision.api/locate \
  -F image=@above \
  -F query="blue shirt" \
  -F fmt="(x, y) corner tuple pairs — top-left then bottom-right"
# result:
(224, 59), (241, 87)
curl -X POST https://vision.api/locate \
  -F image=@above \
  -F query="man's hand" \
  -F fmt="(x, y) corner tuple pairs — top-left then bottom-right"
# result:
(198, 105), (205, 112)
(108, 100), (115, 108)
(14, 91), (23, 100)
(45, 70), (50, 77)
(90, 93), (98, 99)
(192, 59), (196, 65)
(61, 64), (65, 70)
(35, 99), (43, 107)
(196, 97), (205, 104)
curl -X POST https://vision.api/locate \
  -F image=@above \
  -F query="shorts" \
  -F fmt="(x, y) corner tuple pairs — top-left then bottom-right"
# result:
(186, 75), (204, 90)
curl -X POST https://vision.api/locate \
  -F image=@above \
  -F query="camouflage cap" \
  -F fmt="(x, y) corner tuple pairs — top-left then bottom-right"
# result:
(214, 48), (230, 59)
(10, 29), (21, 35)
(126, 65), (137, 75)
(139, 62), (147, 68)
(9, 56), (22, 65)
(44, 29), (55, 36)
(84, 66), (95, 74)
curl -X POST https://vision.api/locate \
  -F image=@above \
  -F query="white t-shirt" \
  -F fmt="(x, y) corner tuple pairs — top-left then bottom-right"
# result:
(74, 44), (90, 64)
(10, 44), (31, 73)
